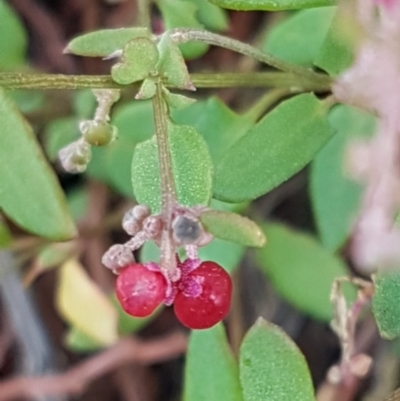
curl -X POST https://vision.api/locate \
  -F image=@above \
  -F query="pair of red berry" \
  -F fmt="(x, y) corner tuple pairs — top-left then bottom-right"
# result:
(115, 259), (232, 329)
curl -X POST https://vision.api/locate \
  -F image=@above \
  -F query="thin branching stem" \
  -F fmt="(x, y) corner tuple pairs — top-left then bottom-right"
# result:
(167, 28), (332, 87)
(0, 72), (331, 91)
(152, 81), (179, 280)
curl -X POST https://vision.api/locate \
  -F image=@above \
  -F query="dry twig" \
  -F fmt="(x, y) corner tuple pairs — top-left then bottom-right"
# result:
(0, 332), (187, 401)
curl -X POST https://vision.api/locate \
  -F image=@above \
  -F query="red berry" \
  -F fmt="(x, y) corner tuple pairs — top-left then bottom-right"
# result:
(174, 261), (232, 329)
(116, 263), (167, 317)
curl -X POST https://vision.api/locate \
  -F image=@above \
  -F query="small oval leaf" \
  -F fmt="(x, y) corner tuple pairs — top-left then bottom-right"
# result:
(184, 323), (243, 401)
(372, 270), (400, 340)
(132, 123), (213, 213)
(188, 0), (229, 31)
(200, 210), (266, 247)
(213, 94), (333, 203)
(56, 259), (119, 346)
(209, 0), (335, 11)
(256, 223), (356, 321)
(65, 27), (150, 57)
(240, 318), (315, 401)
(156, 34), (195, 90)
(0, 89), (77, 240)
(172, 97), (253, 165)
(111, 37), (159, 85)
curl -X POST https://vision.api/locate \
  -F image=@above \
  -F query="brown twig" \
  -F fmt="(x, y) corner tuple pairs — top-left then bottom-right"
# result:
(0, 331), (187, 401)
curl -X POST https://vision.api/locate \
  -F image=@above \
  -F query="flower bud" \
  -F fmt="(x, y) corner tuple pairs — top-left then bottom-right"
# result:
(58, 140), (91, 173)
(172, 215), (201, 245)
(102, 244), (134, 273)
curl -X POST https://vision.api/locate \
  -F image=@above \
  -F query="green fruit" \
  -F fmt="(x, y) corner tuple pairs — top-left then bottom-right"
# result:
(81, 120), (117, 146)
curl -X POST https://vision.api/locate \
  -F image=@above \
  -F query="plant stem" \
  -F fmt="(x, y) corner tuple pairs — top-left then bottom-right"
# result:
(192, 72), (330, 92)
(0, 72), (331, 91)
(152, 81), (179, 281)
(168, 28), (331, 87)
(137, 0), (151, 28)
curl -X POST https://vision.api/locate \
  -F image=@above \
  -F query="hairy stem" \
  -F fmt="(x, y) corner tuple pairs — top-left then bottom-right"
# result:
(137, 0), (151, 28)
(152, 81), (178, 280)
(0, 72), (331, 91)
(167, 28), (331, 86)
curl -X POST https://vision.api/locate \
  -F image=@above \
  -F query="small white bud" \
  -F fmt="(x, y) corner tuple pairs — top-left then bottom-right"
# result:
(102, 244), (134, 273)
(58, 139), (91, 173)
(122, 205), (151, 235)
(143, 215), (163, 239)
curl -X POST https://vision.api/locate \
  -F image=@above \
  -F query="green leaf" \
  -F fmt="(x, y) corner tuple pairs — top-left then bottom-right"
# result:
(314, 8), (355, 75)
(106, 100), (154, 197)
(256, 223), (356, 321)
(240, 318), (315, 401)
(65, 27), (150, 57)
(0, 90), (77, 240)
(136, 78), (157, 100)
(213, 94), (332, 203)
(0, 0), (27, 69)
(172, 97), (253, 165)
(311, 105), (376, 252)
(56, 259), (119, 346)
(187, 0), (229, 31)
(65, 326), (103, 353)
(8, 90), (45, 114)
(163, 89), (197, 110)
(200, 210), (266, 247)
(156, 0), (209, 59)
(45, 117), (81, 161)
(132, 123), (213, 213)
(111, 37), (159, 85)
(184, 324), (243, 401)
(209, 0), (335, 11)
(156, 34), (195, 90)
(262, 7), (336, 67)
(372, 270), (400, 340)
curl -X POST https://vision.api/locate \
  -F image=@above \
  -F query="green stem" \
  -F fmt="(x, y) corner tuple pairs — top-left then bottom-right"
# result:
(192, 72), (330, 92)
(152, 81), (178, 281)
(245, 88), (294, 123)
(137, 0), (151, 28)
(168, 29), (331, 86)
(0, 73), (120, 90)
(0, 72), (331, 91)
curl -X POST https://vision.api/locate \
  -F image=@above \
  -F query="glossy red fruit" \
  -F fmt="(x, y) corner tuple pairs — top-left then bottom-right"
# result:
(174, 261), (232, 329)
(116, 263), (166, 317)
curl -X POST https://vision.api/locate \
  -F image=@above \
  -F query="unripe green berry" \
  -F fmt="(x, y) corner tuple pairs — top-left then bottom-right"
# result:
(80, 120), (117, 146)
